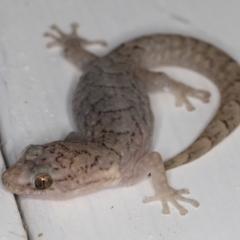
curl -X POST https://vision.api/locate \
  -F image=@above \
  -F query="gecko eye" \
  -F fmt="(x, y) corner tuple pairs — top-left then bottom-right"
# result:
(34, 174), (53, 189)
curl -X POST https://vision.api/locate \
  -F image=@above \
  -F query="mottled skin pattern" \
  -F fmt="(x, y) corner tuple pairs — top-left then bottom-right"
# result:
(2, 24), (240, 215)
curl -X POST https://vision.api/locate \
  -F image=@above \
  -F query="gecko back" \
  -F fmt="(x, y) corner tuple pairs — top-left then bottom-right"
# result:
(71, 58), (154, 160)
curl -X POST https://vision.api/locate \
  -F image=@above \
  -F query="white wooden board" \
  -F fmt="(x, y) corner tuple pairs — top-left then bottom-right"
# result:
(0, 0), (240, 239)
(0, 152), (27, 240)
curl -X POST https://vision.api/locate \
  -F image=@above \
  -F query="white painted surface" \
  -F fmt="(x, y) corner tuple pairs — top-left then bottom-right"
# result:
(0, 0), (240, 239)
(0, 152), (27, 240)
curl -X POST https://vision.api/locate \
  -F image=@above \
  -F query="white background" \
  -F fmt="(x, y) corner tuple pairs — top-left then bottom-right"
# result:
(0, 0), (240, 239)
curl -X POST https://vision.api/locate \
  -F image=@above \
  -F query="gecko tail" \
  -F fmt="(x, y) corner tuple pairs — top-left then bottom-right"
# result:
(164, 88), (240, 170)
(123, 34), (240, 170)
(140, 35), (240, 170)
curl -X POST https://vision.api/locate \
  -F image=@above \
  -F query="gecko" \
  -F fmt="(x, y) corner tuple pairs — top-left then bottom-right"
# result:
(2, 23), (240, 215)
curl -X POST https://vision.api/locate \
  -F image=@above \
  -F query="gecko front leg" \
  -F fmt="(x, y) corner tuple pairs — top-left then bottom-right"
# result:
(134, 67), (211, 111)
(128, 152), (199, 215)
(44, 23), (107, 71)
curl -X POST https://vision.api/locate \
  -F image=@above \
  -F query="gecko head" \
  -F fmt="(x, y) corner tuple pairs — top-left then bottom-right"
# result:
(2, 143), (73, 199)
(2, 144), (53, 197)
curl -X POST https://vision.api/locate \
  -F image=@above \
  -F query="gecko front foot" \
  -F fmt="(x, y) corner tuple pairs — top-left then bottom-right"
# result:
(44, 23), (107, 49)
(44, 23), (78, 48)
(44, 23), (107, 71)
(133, 152), (199, 215)
(169, 81), (211, 111)
(143, 187), (199, 215)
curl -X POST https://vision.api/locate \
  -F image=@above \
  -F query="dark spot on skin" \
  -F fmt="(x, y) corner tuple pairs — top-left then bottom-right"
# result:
(71, 150), (80, 157)
(96, 119), (102, 125)
(55, 153), (67, 169)
(132, 45), (142, 50)
(84, 165), (88, 173)
(111, 116), (122, 123)
(130, 82), (137, 90)
(60, 164), (66, 169)
(79, 150), (91, 156)
(58, 143), (70, 152)
(95, 155), (101, 161)
(104, 176), (116, 182)
(235, 99), (240, 106)
(56, 153), (64, 162)
(101, 142), (122, 160)
(69, 158), (74, 167)
(50, 149), (56, 154)
(93, 85), (131, 91)
(100, 161), (113, 171)
(90, 96), (114, 111)
(130, 114), (143, 136)
(57, 178), (66, 182)
(142, 115), (147, 124)
(221, 120), (230, 129)
(68, 175), (74, 180)
(83, 179), (99, 186)
(90, 156), (100, 168)
(79, 164), (89, 174)
(41, 158), (46, 161)
(99, 106), (135, 115)
(130, 132), (136, 143)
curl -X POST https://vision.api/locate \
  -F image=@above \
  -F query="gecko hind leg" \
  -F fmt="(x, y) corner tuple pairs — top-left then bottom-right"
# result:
(134, 67), (211, 111)
(44, 23), (107, 71)
(132, 152), (199, 215)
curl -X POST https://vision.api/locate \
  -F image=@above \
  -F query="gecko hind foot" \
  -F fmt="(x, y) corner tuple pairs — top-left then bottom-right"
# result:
(143, 187), (199, 215)
(133, 68), (211, 111)
(170, 81), (211, 111)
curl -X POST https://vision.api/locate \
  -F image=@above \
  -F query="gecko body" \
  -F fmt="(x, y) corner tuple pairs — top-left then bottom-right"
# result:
(2, 24), (240, 215)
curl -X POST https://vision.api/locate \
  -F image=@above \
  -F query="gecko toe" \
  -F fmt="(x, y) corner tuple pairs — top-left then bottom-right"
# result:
(143, 186), (199, 215)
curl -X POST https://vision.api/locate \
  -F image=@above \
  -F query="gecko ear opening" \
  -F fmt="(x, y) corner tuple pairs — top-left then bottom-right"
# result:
(22, 145), (44, 161)
(34, 174), (53, 189)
